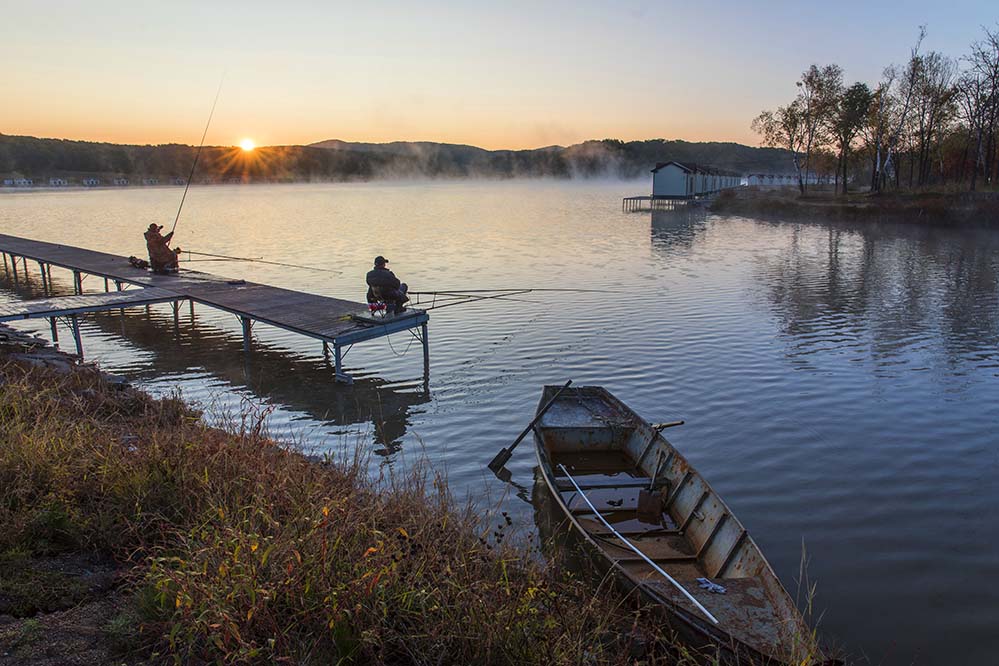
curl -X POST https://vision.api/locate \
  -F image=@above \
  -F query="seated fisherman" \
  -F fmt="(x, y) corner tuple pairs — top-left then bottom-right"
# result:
(365, 255), (409, 314)
(144, 223), (181, 274)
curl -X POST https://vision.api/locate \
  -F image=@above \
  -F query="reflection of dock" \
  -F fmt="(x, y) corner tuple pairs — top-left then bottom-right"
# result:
(83, 307), (430, 453)
(0, 234), (429, 384)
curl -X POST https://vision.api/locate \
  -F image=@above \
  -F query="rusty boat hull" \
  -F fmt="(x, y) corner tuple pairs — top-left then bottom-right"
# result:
(532, 385), (816, 664)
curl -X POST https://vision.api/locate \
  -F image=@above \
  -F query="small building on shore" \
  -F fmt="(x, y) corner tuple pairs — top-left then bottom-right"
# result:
(143, 178), (159, 186)
(112, 177), (129, 186)
(48, 178), (68, 187)
(81, 177), (101, 187)
(746, 172), (833, 187)
(651, 162), (742, 199)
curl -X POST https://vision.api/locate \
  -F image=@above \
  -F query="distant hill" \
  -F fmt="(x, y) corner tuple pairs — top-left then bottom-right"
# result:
(310, 138), (795, 179)
(0, 133), (795, 185)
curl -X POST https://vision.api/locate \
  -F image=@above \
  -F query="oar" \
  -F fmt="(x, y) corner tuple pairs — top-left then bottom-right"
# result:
(488, 379), (572, 473)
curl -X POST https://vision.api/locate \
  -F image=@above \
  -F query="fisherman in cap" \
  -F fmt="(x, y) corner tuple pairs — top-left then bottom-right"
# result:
(365, 255), (409, 314)
(144, 223), (182, 274)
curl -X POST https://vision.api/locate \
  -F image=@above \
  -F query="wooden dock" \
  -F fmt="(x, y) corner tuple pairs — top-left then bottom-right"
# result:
(0, 234), (429, 384)
(622, 196), (709, 213)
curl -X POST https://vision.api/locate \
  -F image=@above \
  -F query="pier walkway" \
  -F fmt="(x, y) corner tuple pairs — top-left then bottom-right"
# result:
(0, 234), (429, 384)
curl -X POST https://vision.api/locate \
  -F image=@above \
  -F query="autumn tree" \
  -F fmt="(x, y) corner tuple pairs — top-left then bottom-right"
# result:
(829, 82), (873, 193)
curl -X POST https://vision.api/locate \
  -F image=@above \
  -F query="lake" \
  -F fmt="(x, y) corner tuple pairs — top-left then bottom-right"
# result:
(2, 181), (997, 664)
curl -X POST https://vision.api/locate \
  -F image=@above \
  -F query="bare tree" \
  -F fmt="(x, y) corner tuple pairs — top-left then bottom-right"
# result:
(796, 64), (843, 193)
(965, 25), (999, 186)
(752, 101), (807, 189)
(864, 27), (926, 192)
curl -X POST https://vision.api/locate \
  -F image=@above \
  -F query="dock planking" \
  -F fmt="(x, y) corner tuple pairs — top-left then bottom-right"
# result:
(0, 234), (429, 383)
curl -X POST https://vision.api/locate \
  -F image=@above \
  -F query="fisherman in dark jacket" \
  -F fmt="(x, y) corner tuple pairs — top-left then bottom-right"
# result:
(365, 256), (409, 314)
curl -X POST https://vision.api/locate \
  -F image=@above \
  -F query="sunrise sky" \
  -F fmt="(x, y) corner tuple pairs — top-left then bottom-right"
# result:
(1, 0), (994, 150)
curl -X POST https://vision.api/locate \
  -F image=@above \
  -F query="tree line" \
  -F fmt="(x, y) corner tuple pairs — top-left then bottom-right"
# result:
(0, 134), (796, 184)
(753, 25), (999, 194)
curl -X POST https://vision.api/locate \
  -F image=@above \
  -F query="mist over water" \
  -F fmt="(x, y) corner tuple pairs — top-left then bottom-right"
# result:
(2, 181), (998, 664)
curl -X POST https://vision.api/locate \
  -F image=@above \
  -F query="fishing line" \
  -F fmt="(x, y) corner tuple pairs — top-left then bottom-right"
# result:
(171, 73), (225, 236)
(184, 250), (342, 274)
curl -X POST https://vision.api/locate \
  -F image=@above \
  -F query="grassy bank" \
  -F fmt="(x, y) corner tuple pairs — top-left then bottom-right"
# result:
(710, 187), (999, 226)
(0, 337), (698, 664)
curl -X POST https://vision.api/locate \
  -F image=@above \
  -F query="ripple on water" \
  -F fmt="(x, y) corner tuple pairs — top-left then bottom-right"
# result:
(2, 183), (999, 664)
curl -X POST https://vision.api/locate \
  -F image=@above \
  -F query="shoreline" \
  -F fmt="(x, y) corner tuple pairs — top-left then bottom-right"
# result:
(709, 188), (999, 226)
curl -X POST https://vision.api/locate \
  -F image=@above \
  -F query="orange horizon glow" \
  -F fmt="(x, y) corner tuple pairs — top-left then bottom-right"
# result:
(1, 3), (990, 154)
(239, 138), (256, 152)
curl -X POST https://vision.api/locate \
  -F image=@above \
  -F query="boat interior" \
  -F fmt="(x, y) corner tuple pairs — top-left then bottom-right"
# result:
(534, 386), (806, 659)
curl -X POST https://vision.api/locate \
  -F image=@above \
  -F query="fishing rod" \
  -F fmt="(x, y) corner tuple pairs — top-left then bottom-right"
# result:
(170, 74), (225, 236)
(184, 250), (343, 274)
(409, 288), (621, 295)
(420, 290), (534, 311)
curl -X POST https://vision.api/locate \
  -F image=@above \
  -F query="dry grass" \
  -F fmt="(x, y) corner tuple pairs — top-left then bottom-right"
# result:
(0, 358), (702, 665)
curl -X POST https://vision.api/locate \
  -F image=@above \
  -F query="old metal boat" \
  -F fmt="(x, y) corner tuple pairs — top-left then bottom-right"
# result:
(532, 385), (817, 664)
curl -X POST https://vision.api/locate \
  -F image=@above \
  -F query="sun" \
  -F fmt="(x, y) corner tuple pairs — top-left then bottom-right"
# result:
(239, 138), (256, 152)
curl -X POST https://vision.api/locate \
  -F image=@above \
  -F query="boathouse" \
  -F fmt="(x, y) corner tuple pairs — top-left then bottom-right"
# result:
(651, 162), (742, 199)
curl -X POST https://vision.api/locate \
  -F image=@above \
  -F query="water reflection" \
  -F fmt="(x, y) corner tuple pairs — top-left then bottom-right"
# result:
(0, 271), (430, 454)
(649, 206), (708, 258)
(750, 217), (999, 369)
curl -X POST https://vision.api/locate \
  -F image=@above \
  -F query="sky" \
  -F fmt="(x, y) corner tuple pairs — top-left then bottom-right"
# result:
(1, 0), (995, 150)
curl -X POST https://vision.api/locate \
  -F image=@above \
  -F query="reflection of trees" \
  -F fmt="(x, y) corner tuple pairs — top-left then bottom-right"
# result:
(649, 206), (709, 258)
(753, 218), (999, 366)
(0, 270), (428, 454)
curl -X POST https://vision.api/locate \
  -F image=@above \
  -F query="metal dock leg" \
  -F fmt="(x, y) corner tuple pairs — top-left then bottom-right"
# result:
(70, 315), (83, 358)
(241, 316), (252, 352)
(421, 321), (430, 381)
(11, 256), (19, 284)
(2, 252), (8, 275)
(333, 344), (353, 384)
(73, 270), (82, 295)
(38, 262), (48, 293)
(49, 317), (58, 343)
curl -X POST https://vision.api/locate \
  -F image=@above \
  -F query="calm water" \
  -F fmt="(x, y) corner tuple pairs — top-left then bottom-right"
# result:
(2, 182), (998, 664)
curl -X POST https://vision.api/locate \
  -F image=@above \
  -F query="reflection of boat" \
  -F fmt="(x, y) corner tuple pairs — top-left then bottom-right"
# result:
(533, 385), (813, 664)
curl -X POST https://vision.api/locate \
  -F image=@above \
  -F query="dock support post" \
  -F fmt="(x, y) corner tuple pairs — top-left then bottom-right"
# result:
(333, 344), (353, 384)
(11, 256), (19, 284)
(421, 321), (430, 382)
(322, 341), (330, 360)
(104, 277), (109, 292)
(2, 252), (8, 275)
(73, 271), (82, 295)
(189, 300), (194, 319)
(49, 317), (58, 343)
(172, 301), (180, 329)
(70, 315), (83, 358)
(241, 317), (252, 353)
(38, 261), (48, 294)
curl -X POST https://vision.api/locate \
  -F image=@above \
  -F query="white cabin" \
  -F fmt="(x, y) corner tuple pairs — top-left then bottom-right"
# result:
(49, 178), (68, 186)
(651, 161), (742, 199)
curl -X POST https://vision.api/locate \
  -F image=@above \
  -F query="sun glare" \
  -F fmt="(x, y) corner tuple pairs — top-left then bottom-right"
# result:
(239, 138), (256, 152)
